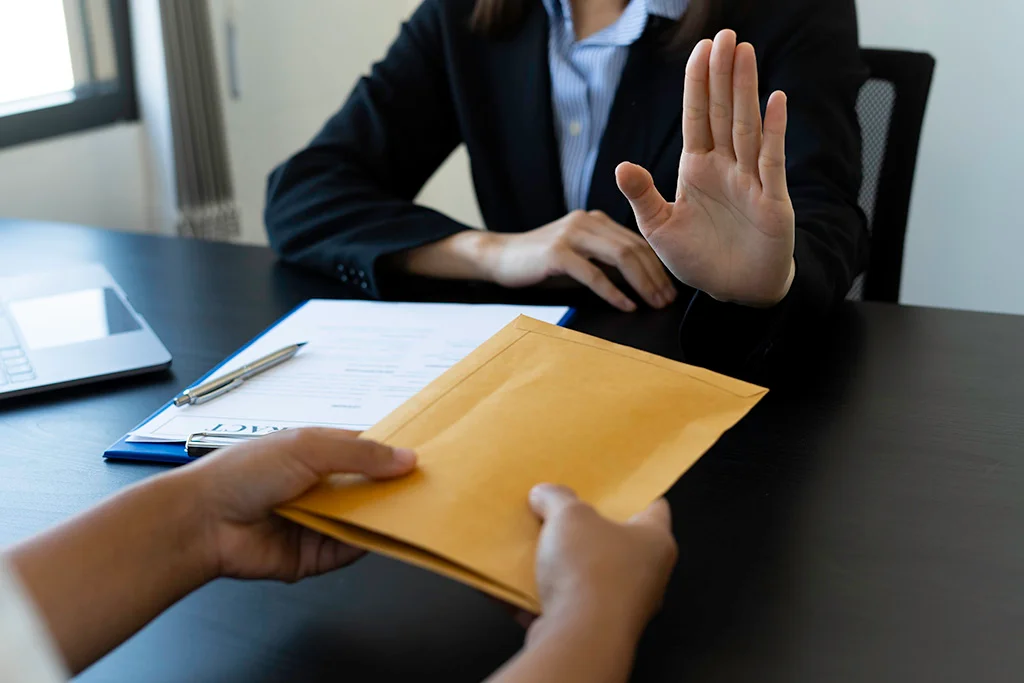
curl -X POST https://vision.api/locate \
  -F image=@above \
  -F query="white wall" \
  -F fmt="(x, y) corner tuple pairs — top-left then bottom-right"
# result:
(858, 0), (1024, 315)
(0, 123), (150, 233)
(207, 0), (481, 245)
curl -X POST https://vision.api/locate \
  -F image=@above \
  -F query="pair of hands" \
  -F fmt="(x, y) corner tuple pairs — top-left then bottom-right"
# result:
(182, 428), (677, 632)
(412, 30), (795, 311)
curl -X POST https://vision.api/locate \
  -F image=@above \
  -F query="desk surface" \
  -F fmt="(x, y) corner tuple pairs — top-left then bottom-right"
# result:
(2, 220), (1023, 683)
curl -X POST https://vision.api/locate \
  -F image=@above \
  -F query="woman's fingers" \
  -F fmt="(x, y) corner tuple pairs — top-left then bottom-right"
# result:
(558, 251), (637, 312)
(589, 209), (675, 303)
(683, 39), (713, 154)
(631, 248), (676, 307)
(577, 237), (663, 309)
(615, 162), (672, 233)
(760, 91), (789, 201)
(683, 33), (786, 202)
(584, 211), (676, 307)
(732, 42), (763, 175)
(708, 30), (738, 157)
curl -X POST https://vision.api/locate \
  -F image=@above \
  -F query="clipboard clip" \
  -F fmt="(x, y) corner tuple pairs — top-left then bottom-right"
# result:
(186, 431), (269, 459)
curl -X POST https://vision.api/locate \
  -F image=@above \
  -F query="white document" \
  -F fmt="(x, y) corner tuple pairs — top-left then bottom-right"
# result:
(128, 300), (570, 443)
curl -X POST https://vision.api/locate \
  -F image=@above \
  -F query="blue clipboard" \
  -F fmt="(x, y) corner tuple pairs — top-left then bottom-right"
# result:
(104, 303), (576, 465)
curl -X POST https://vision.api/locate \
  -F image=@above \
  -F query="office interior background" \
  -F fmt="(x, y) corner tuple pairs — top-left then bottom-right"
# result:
(0, 0), (1018, 316)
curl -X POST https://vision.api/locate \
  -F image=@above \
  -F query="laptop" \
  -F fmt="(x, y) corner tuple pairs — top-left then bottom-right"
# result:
(0, 264), (172, 400)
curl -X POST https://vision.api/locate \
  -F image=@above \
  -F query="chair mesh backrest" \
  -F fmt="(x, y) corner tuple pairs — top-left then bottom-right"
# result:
(847, 78), (897, 300)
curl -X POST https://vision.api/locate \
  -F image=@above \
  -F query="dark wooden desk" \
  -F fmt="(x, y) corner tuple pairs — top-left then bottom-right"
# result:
(2, 220), (1023, 683)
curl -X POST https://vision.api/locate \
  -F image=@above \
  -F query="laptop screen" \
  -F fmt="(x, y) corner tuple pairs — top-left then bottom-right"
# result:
(8, 287), (141, 351)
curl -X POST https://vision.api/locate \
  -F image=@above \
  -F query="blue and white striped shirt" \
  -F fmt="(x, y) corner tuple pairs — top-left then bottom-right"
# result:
(542, 0), (689, 211)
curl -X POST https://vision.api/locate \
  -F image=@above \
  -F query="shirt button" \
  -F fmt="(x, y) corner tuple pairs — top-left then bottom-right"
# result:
(360, 282), (369, 290)
(569, 120), (583, 137)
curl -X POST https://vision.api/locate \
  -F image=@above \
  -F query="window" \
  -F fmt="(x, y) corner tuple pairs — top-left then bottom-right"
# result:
(0, 0), (137, 149)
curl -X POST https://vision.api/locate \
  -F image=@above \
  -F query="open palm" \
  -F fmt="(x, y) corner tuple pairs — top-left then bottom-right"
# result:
(616, 30), (796, 307)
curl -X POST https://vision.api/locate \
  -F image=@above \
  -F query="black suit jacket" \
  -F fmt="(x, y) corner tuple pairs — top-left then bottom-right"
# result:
(265, 0), (869, 377)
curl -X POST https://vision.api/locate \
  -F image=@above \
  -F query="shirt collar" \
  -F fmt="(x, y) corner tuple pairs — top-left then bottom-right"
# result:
(541, 0), (689, 46)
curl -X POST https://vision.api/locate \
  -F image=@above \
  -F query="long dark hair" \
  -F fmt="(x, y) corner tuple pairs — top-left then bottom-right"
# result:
(469, 0), (717, 51)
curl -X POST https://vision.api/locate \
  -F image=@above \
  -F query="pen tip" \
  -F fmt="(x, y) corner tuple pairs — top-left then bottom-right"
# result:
(296, 342), (309, 348)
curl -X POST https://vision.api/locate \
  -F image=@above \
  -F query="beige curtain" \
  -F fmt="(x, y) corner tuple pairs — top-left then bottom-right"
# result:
(160, 0), (240, 240)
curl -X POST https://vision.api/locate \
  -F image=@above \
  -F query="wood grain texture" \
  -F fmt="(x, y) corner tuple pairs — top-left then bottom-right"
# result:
(1, 220), (1023, 682)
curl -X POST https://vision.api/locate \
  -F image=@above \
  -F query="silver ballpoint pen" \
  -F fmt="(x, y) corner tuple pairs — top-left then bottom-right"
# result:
(173, 342), (308, 407)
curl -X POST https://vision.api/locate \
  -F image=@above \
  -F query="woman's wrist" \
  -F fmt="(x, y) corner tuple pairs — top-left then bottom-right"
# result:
(395, 230), (509, 282)
(761, 256), (797, 308)
(463, 230), (509, 282)
(721, 256), (797, 309)
(762, 256), (797, 307)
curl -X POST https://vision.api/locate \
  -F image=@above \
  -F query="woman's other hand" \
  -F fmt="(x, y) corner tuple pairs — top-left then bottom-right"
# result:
(397, 211), (677, 312)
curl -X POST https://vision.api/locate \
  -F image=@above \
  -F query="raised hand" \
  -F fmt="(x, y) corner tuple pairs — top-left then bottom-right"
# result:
(616, 30), (796, 307)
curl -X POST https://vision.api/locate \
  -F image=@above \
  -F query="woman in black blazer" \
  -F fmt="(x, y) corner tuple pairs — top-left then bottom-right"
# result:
(265, 0), (868, 375)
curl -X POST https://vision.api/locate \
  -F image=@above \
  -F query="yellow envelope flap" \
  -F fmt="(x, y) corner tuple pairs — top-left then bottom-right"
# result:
(278, 507), (540, 613)
(285, 316), (768, 608)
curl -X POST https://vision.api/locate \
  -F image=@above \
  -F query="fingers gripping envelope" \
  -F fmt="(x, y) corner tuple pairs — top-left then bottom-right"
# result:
(278, 316), (767, 613)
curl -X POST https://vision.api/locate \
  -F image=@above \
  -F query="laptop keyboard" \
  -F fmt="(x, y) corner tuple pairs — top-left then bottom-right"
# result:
(0, 315), (34, 385)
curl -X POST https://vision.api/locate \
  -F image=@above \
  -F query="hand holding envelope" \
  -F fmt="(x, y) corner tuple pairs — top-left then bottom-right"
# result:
(528, 484), (678, 633)
(279, 317), (767, 612)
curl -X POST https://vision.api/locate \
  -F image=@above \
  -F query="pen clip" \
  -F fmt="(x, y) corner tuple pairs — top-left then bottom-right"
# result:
(191, 378), (244, 406)
(186, 431), (267, 458)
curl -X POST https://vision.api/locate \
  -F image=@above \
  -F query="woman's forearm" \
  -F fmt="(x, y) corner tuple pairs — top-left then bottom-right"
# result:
(7, 471), (213, 674)
(390, 230), (501, 280)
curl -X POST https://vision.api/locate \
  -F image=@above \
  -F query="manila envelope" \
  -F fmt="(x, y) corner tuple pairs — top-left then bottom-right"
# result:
(279, 316), (767, 612)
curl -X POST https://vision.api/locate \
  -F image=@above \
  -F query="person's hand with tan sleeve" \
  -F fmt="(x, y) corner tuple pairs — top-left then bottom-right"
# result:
(486, 485), (678, 683)
(7, 430), (417, 676)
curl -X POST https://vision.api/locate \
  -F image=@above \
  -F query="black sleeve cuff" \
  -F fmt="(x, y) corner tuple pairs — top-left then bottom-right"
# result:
(679, 237), (837, 381)
(320, 209), (471, 299)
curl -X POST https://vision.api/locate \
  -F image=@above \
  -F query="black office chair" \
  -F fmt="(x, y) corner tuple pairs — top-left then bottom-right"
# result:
(848, 48), (936, 302)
